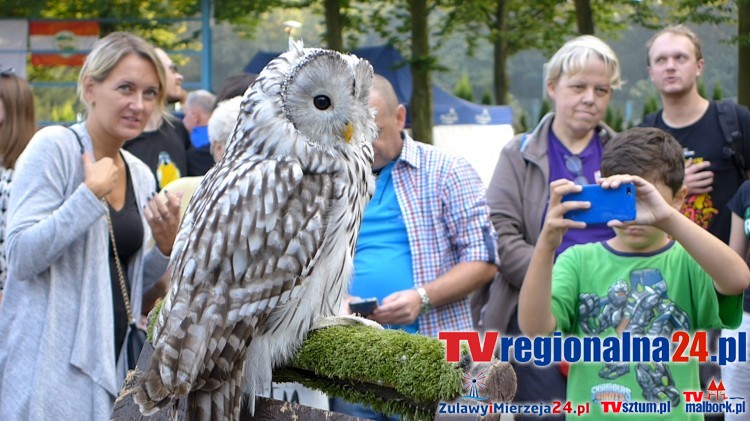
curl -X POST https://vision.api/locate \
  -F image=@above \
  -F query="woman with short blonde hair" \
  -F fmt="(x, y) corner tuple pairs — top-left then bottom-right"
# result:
(474, 35), (622, 415)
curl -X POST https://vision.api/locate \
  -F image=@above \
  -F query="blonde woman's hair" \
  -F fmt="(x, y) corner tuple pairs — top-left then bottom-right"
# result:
(546, 35), (622, 90)
(77, 32), (166, 116)
(646, 24), (702, 66)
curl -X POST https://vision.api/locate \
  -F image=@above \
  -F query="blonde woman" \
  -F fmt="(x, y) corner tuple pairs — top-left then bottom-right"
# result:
(0, 32), (180, 419)
(473, 35), (622, 414)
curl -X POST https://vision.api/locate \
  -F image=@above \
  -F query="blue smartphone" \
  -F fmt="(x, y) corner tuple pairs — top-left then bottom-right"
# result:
(562, 182), (636, 225)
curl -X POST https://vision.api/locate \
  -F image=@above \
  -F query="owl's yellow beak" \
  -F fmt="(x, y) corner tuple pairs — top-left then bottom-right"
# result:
(342, 122), (354, 143)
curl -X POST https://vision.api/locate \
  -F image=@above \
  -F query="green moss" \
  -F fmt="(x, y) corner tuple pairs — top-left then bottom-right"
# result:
(277, 325), (464, 420)
(292, 325), (462, 401)
(146, 299), (164, 342)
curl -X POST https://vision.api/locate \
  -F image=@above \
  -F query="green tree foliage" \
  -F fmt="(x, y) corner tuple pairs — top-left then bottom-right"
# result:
(698, 78), (707, 98)
(603, 105), (626, 131)
(517, 112), (528, 133)
(356, 0), (460, 144)
(604, 106), (614, 129)
(443, 0), (575, 105)
(453, 71), (475, 102)
(8, 0), (205, 123)
(740, 0), (750, 107)
(538, 98), (551, 124)
(481, 88), (494, 105)
(614, 108), (624, 131)
(712, 81), (724, 101)
(642, 95), (660, 119)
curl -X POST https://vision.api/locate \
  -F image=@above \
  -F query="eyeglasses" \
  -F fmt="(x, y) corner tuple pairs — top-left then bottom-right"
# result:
(565, 154), (589, 186)
(0, 67), (14, 77)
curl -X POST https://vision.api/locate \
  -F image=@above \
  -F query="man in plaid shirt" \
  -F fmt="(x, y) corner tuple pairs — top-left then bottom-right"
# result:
(347, 74), (498, 337)
(332, 73), (499, 419)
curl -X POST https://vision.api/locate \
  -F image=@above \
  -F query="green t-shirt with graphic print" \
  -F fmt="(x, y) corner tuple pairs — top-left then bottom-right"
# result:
(550, 240), (743, 419)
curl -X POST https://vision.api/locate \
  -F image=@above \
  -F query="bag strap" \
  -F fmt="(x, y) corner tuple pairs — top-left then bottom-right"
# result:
(66, 125), (85, 154)
(66, 127), (136, 325)
(107, 211), (136, 326)
(716, 100), (746, 182)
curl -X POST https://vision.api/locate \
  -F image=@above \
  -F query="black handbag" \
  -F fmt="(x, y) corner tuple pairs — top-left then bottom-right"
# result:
(125, 322), (147, 371)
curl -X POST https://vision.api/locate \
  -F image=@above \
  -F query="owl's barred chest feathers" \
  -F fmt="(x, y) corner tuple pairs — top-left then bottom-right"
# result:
(258, 149), (373, 341)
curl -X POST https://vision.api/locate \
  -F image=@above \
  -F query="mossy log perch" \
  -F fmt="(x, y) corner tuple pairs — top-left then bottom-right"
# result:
(113, 324), (516, 420)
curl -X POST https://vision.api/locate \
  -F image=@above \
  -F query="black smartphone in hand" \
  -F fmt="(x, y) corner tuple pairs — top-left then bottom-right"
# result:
(349, 298), (378, 316)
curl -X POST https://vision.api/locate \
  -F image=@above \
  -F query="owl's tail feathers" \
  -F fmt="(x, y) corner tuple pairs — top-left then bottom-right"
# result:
(133, 367), (175, 416)
(187, 363), (245, 421)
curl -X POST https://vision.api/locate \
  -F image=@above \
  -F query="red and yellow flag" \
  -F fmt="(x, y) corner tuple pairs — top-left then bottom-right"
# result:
(29, 21), (99, 66)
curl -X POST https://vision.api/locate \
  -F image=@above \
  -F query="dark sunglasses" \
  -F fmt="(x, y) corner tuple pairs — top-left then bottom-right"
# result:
(565, 155), (589, 186)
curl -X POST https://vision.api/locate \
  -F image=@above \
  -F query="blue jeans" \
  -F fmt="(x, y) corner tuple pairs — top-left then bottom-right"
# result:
(329, 397), (400, 421)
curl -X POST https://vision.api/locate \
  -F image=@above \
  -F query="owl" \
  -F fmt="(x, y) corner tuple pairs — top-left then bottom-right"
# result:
(134, 41), (376, 420)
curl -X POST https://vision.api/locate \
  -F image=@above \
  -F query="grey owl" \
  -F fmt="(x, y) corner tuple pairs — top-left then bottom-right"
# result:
(134, 41), (376, 420)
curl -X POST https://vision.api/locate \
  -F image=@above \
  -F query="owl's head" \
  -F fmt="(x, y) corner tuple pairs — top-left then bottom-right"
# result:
(237, 41), (377, 163)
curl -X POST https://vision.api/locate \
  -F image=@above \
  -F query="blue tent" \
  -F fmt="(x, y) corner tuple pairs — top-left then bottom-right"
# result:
(244, 44), (513, 126)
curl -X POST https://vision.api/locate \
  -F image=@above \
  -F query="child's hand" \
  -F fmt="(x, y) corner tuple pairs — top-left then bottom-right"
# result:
(539, 179), (590, 250)
(600, 175), (673, 228)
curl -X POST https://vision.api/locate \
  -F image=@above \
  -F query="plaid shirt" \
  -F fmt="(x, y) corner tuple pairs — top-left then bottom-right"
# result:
(391, 133), (498, 337)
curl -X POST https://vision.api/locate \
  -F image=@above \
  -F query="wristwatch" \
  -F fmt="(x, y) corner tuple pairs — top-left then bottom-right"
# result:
(415, 286), (432, 314)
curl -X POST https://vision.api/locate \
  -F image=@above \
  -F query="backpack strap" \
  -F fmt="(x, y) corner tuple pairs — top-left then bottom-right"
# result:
(518, 132), (529, 151)
(641, 110), (659, 128)
(716, 100), (746, 182)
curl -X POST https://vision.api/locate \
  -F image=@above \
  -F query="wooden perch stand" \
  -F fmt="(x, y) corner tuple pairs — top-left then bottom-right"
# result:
(113, 325), (516, 420)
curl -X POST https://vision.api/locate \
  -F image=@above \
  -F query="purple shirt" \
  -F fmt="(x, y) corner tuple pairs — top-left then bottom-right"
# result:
(547, 128), (614, 255)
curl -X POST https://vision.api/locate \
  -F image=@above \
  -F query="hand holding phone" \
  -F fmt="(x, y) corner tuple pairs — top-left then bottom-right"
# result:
(349, 298), (378, 316)
(562, 182), (636, 225)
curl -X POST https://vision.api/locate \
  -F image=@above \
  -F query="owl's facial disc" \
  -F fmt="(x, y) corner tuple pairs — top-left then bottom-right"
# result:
(280, 50), (361, 150)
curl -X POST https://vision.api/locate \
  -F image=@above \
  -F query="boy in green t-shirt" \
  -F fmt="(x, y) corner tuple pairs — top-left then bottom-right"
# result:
(519, 127), (749, 418)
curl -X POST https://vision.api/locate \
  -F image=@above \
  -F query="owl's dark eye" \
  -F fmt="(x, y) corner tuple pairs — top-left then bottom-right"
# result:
(314, 95), (331, 110)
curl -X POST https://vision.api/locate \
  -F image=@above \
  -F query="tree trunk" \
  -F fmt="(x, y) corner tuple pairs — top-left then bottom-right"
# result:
(409, 0), (433, 144)
(739, 0), (750, 108)
(574, 0), (595, 35)
(492, 0), (510, 105)
(323, 0), (344, 52)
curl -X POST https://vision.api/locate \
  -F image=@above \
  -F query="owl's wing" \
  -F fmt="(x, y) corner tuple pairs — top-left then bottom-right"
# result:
(151, 157), (334, 394)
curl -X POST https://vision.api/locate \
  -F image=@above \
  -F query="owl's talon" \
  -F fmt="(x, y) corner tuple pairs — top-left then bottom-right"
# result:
(310, 315), (384, 331)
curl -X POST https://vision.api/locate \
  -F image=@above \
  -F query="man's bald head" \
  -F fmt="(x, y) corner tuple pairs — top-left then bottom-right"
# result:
(368, 74), (406, 170)
(370, 74), (400, 117)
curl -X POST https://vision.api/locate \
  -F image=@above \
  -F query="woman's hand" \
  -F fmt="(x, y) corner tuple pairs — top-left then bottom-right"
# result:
(144, 190), (183, 256)
(82, 152), (118, 199)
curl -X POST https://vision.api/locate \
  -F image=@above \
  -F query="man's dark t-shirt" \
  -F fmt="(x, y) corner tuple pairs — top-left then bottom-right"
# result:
(124, 118), (190, 191)
(647, 102), (750, 244)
